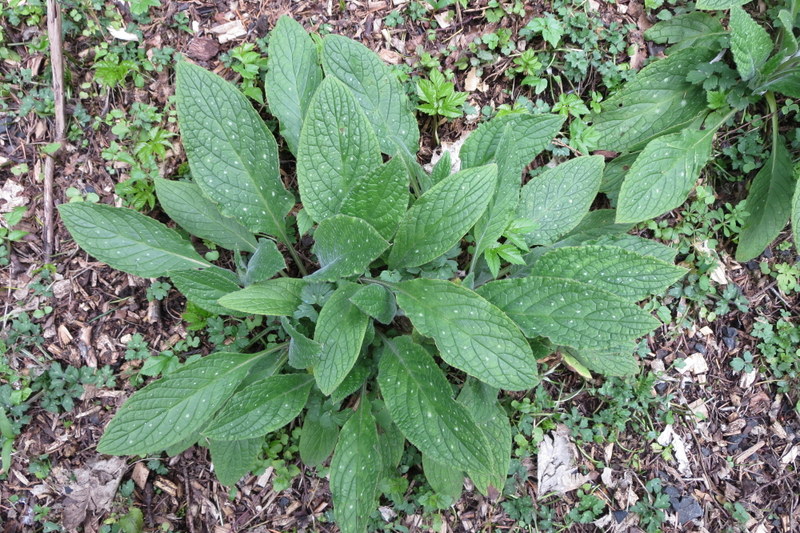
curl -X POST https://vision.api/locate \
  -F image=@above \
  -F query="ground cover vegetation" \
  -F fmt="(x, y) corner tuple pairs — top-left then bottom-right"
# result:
(1, 0), (799, 531)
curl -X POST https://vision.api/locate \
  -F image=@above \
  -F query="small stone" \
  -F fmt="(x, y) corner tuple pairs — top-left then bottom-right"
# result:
(612, 510), (628, 523)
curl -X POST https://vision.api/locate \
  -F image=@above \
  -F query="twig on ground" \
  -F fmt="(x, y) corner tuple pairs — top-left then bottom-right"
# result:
(44, 0), (66, 262)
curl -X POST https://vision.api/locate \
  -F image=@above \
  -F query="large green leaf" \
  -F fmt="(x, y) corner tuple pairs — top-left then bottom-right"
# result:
(393, 279), (537, 390)
(297, 77), (382, 222)
(729, 6), (773, 81)
(591, 48), (713, 152)
(314, 284), (370, 395)
(477, 276), (659, 350)
(209, 437), (263, 486)
(532, 246), (687, 301)
(518, 156), (604, 246)
(265, 16), (322, 156)
(587, 234), (678, 263)
(736, 139), (795, 261)
(242, 239), (286, 285)
(299, 399), (340, 467)
(459, 115), (517, 169)
(97, 352), (258, 455)
(280, 317), (322, 370)
(695, 0), (750, 10)
(793, 175), (800, 253)
(59, 203), (210, 278)
(388, 164), (498, 269)
(218, 278), (305, 316)
(422, 455), (463, 500)
(330, 399), (382, 533)
(307, 215), (389, 281)
(175, 62), (294, 241)
(203, 374), (314, 440)
(616, 126), (716, 224)
(457, 380), (511, 496)
(568, 346), (639, 377)
(339, 158), (410, 240)
(472, 114), (566, 257)
(322, 35), (419, 155)
(349, 284), (396, 325)
(154, 178), (257, 253)
(378, 336), (493, 473)
(644, 12), (726, 52)
(170, 267), (243, 316)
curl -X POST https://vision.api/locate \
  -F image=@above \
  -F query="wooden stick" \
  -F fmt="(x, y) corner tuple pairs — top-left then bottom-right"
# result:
(44, 0), (65, 261)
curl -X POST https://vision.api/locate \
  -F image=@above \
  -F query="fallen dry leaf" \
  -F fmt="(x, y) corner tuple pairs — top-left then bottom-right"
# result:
(0, 179), (27, 212)
(210, 20), (247, 44)
(61, 457), (126, 530)
(537, 424), (590, 495)
(107, 26), (139, 41)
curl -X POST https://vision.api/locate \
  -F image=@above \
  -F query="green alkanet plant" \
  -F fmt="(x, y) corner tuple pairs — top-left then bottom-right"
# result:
(589, 0), (800, 261)
(59, 17), (687, 533)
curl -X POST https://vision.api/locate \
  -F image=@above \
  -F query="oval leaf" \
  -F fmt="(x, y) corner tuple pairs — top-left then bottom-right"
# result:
(203, 374), (314, 440)
(306, 215), (389, 281)
(378, 336), (494, 473)
(97, 352), (258, 455)
(175, 61), (294, 241)
(393, 279), (537, 391)
(389, 164), (498, 269)
(170, 267), (243, 316)
(339, 158), (410, 240)
(218, 278), (305, 316)
(59, 203), (209, 278)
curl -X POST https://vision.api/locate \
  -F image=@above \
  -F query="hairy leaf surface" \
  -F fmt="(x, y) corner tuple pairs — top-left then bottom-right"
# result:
(587, 234), (678, 263)
(350, 284), (397, 325)
(154, 178), (257, 253)
(265, 16), (322, 155)
(170, 267), (243, 316)
(314, 284), (370, 395)
(616, 127), (715, 223)
(393, 279), (537, 390)
(339, 158), (410, 240)
(477, 277), (659, 350)
(307, 215), (389, 281)
(300, 401), (340, 467)
(729, 6), (773, 81)
(695, 0), (750, 8)
(518, 156), (604, 246)
(389, 165), (497, 268)
(203, 374), (314, 440)
(736, 139), (795, 261)
(297, 77), (382, 222)
(209, 438), (263, 486)
(322, 35), (419, 155)
(568, 346), (639, 377)
(644, 12), (726, 52)
(378, 336), (493, 473)
(423, 455), (463, 500)
(175, 62), (294, 240)
(591, 48), (713, 152)
(532, 246), (687, 301)
(59, 203), (210, 278)
(457, 380), (511, 496)
(473, 114), (565, 256)
(243, 239), (286, 285)
(330, 399), (382, 533)
(97, 352), (257, 455)
(218, 278), (305, 316)
(280, 317), (322, 370)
